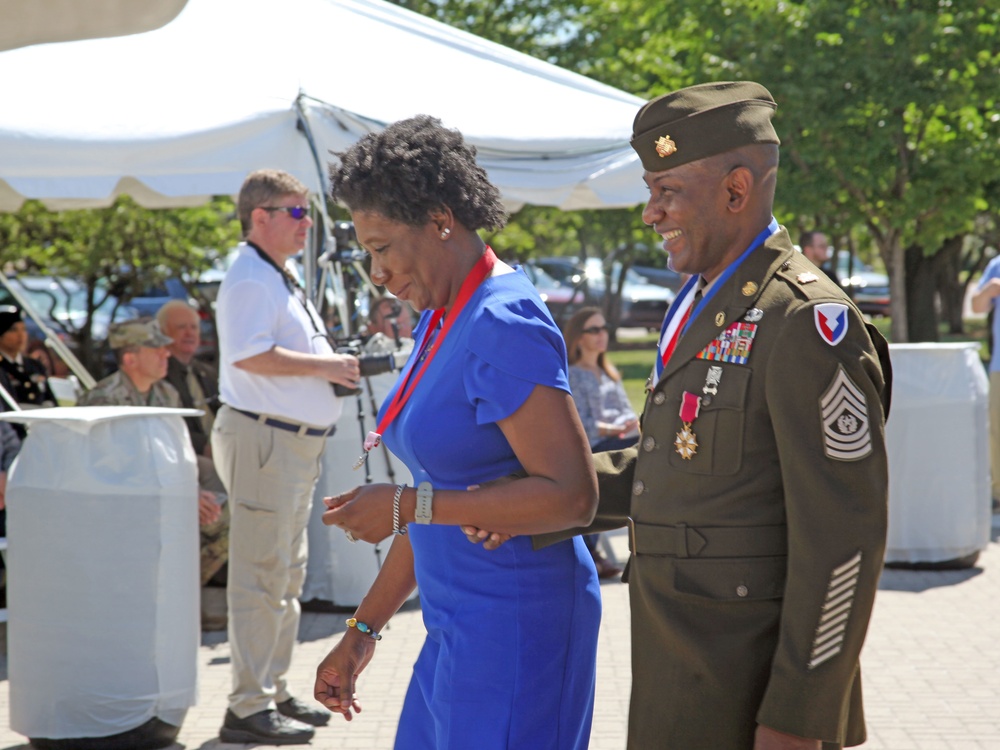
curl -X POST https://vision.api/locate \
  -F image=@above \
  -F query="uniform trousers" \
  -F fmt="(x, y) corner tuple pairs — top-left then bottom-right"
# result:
(211, 404), (326, 717)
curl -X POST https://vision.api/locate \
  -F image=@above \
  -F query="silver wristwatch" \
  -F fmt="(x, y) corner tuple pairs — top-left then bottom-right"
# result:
(415, 481), (434, 524)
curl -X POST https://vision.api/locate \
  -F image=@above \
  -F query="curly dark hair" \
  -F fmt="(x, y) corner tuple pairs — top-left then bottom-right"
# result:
(329, 115), (508, 231)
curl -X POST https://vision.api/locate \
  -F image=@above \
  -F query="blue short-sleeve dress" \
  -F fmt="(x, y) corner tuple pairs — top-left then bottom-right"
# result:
(379, 267), (601, 750)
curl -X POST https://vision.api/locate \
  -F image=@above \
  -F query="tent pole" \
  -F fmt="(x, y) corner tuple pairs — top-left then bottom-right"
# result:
(294, 95), (349, 321)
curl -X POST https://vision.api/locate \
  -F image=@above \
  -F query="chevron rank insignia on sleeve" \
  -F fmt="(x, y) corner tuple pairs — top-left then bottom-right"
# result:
(819, 366), (872, 461)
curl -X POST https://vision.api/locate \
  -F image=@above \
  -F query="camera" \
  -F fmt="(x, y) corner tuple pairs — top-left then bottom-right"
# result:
(329, 221), (367, 264)
(334, 340), (398, 397)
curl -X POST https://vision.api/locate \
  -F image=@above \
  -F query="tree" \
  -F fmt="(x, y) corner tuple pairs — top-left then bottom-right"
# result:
(0, 197), (240, 374)
(561, 0), (1000, 341)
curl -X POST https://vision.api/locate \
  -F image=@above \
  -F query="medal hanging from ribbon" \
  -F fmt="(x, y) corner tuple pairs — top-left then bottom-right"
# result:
(352, 247), (497, 469)
(674, 391), (701, 460)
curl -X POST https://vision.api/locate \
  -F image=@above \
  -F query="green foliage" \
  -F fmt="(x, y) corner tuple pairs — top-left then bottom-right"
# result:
(394, 0), (1000, 342)
(0, 196), (241, 372)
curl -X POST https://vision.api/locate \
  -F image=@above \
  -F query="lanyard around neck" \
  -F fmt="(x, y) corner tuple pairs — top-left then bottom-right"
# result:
(373, 247), (497, 440)
(247, 241), (324, 336)
(654, 218), (778, 379)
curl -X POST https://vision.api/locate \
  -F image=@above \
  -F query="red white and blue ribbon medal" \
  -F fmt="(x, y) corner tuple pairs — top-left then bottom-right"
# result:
(353, 247), (497, 469)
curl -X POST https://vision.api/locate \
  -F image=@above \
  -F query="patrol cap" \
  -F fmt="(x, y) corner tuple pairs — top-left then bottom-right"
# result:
(630, 81), (780, 172)
(108, 319), (173, 350)
(0, 305), (22, 336)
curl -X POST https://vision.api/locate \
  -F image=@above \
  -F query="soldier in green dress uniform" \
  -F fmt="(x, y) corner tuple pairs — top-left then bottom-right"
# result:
(530, 82), (892, 749)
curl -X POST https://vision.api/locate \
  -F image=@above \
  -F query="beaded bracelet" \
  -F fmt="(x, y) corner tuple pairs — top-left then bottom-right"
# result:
(392, 483), (408, 536)
(345, 617), (382, 641)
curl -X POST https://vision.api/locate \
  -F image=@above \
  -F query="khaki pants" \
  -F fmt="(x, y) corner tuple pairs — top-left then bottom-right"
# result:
(211, 405), (327, 717)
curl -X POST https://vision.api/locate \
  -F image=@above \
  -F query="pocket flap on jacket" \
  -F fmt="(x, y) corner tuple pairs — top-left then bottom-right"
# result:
(674, 556), (786, 601)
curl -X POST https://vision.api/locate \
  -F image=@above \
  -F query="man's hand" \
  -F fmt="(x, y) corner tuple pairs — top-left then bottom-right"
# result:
(459, 481), (513, 550)
(321, 353), (361, 389)
(198, 490), (222, 525)
(460, 525), (512, 550)
(753, 725), (822, 750)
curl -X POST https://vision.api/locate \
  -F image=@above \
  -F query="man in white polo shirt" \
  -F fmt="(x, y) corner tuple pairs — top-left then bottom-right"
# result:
(213, 169), (360, 746)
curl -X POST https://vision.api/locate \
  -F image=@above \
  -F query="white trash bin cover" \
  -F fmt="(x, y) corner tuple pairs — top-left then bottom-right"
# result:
(1, 406), (201, 740)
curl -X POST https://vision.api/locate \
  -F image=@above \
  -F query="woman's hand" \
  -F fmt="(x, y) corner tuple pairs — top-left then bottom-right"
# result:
(323, 484), (396, 543)
(314, 629), (377, 721)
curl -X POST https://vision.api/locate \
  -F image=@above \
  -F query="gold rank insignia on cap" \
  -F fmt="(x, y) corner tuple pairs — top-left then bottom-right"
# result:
(742, 281), (758, 296)
(655, 135), (677, 157)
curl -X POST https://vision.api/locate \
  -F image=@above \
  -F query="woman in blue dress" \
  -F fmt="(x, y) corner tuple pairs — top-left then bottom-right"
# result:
(314, 116), (602, 749)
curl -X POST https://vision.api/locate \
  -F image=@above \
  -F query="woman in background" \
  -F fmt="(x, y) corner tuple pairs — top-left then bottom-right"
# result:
(563, 306), (639, 578)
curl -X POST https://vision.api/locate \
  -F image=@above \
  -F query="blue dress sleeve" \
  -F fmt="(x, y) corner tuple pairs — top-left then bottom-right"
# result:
(463, 297), (569, 425)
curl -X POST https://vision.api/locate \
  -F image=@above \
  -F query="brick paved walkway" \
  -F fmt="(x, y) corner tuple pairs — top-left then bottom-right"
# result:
(2, 517), (999, 749)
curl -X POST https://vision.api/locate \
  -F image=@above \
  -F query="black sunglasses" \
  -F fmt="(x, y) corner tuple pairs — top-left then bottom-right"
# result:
(262, 205), (309, 220)
(582, 325), (609, 334)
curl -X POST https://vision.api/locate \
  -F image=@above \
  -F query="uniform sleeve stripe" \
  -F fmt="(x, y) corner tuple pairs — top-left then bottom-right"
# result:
(832, 551), (863, 577)
(808, 551), (863, 671)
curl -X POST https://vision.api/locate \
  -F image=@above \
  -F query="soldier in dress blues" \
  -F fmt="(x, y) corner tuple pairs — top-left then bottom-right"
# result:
(0, 306), (56, 411)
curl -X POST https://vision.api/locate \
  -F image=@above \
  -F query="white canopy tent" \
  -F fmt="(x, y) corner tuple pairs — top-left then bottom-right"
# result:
(0, 0), (646, 215)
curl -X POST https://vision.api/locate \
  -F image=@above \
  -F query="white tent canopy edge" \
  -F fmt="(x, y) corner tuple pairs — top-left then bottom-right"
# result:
(0, 0), (647, 214)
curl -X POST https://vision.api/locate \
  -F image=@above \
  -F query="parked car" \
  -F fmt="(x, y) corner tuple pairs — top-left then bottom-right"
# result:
(533, 257), (675, 330)
(519, 261), (586, 325)
(1, 275), (139, 345)
(0, 275), (141, 377)
(631, 264), (686, 296)
(835, 251), (890, 317)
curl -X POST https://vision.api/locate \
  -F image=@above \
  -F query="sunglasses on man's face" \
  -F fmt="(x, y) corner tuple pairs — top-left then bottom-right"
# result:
(582, 325), (609, 335)
(262, 205), (309, 220)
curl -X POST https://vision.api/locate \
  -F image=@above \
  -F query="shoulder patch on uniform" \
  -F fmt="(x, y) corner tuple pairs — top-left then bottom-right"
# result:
(819, 366), (872, 461)
(815, 303), (849, 346)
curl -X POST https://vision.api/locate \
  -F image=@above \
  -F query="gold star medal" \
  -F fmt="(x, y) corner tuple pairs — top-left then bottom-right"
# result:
(655, 135), (677, 157)
(675, 391), (702, 460)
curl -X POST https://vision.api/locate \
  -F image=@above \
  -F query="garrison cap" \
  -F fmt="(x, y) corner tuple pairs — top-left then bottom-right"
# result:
(630, 81), (780, 172)
(0, 305), (22, 336)
(108, 319), (173, 350)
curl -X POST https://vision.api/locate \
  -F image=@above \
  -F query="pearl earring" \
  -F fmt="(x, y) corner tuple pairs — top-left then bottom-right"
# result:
(440, 228), (451, 240)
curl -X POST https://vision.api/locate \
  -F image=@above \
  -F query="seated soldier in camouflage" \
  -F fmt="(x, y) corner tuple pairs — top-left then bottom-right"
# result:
(80, 318), (229, 627)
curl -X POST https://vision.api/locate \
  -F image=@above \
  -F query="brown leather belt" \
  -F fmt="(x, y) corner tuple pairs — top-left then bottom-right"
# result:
(627, 519), (787, 558)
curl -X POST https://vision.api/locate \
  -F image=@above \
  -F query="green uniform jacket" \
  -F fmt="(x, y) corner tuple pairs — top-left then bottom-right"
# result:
(540, 228), (891, 749)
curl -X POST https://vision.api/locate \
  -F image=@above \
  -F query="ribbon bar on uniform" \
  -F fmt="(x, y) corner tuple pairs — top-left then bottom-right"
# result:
(627, 519), (787, 558)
